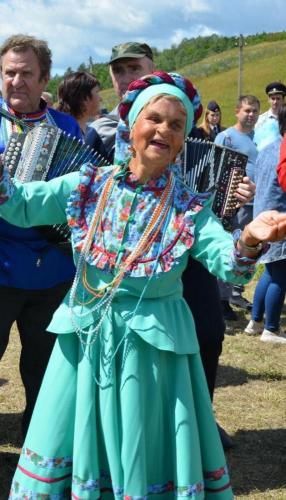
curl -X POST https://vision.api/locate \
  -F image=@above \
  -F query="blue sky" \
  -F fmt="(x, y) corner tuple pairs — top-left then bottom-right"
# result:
(0, 0), (286, 75)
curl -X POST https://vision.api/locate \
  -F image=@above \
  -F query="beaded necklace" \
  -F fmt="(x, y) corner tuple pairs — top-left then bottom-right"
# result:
(69, 165), (175, 344)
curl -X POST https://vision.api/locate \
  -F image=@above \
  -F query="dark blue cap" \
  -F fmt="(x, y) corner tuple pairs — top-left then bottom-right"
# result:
(207, 100), (221, 112)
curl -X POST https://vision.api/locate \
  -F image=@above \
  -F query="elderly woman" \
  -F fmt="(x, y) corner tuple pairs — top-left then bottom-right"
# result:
(3, 72), (286, 499)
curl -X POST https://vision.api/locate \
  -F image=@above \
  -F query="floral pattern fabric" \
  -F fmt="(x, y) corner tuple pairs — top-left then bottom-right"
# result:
(0, 160), (260, 282)
(66, 162), (259, 281)
(67, 163), (210, 277)
(22, 447), (72, 469)
(11, 444), (230, 498)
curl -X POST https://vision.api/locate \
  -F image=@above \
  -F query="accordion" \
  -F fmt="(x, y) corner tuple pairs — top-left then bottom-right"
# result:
(183, 138), (248, 222)
(4, 122), (107, 181)
(2, 120), (109, 244)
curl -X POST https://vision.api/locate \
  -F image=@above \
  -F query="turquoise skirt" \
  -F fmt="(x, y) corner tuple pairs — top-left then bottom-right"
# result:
(10, 315), (233, 499)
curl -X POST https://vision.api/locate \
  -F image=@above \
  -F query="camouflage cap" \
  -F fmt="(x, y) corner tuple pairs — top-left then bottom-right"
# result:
(108, 42), (153, 64)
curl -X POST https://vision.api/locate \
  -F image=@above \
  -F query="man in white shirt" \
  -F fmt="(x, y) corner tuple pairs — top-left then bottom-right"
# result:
(255, 81), (286, 150)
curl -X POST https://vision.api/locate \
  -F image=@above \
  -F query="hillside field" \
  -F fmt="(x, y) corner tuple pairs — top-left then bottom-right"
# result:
(100, 39), (286, 126)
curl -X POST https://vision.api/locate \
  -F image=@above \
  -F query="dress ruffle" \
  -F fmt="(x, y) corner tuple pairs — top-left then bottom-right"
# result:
(66, 163), (212, 277)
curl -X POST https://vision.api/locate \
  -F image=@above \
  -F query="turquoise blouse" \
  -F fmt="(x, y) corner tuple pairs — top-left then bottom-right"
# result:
(0, 163), (256, 354)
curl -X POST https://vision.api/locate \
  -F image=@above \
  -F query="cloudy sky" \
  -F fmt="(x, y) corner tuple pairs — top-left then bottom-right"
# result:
(0, 0), (285, 74)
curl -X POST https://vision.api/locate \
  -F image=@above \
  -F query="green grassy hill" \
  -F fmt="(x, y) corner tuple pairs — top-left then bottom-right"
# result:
(100, 39), (286, 126)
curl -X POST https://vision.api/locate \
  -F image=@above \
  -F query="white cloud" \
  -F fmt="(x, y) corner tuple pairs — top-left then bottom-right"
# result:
(171, 25), (220, 46)
(0, 0), (285, 73)
(0, 0), (153, 69)
(184, 0), (212, 15)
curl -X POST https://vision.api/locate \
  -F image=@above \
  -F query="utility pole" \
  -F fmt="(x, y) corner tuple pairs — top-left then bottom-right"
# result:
(237, 34), (245, 97)
(88, 56), (94, 73)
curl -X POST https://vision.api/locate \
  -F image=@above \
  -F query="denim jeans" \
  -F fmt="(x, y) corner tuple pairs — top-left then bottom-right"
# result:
(252, 259), (286, 331)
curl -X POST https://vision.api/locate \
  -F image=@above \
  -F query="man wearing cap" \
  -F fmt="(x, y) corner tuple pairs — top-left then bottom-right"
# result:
(86, 42), (155, 159)
(254, 81), (286, 150)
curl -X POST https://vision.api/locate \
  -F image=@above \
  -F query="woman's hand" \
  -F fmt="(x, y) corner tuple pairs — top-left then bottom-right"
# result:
(235, 176), (255, 207)
(242, 210), (286, 246)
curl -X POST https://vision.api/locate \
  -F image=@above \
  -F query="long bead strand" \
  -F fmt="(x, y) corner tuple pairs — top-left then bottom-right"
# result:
(69, 169), (175, 343)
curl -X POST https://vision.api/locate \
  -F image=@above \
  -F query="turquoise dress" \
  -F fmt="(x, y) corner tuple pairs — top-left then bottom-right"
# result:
(0, 163), (256, 499)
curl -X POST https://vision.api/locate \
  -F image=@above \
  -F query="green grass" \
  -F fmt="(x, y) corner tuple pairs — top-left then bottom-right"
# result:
(214, 333), (286, 498)
(213, 281), (286, 498)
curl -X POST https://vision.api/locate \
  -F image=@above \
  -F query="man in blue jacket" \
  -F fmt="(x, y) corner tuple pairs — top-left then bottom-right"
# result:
(0, 34), (81, 436)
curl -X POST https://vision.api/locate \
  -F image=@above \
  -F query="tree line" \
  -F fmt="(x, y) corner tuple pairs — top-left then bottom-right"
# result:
(47, 31), (286, 98)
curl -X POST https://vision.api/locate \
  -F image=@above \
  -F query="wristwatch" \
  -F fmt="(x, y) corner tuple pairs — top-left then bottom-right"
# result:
(233, 228), (264, 254)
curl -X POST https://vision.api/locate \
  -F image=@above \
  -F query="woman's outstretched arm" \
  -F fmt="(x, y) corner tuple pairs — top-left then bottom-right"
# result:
(0, 164), (79, 227)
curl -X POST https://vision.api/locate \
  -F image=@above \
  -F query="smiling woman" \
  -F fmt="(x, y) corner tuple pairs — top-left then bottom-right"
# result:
(118, 72), (200, 184)
(128, 96), (186, 181)
(2, 71), (286, 499)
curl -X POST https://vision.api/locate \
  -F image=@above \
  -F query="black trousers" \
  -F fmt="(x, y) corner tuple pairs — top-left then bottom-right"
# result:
(182, 257), (225, 401)
(0, 281), (71, 436)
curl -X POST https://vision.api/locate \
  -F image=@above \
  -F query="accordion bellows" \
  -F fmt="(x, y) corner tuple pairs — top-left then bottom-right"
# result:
(5, 123), (107, 182)
(183, 138), (248, 220)
(3, 123), (109, 243)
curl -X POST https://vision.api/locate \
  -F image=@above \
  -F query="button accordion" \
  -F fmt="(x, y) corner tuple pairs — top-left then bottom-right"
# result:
(1, 110), (109, 245)
(183, 138), (248, 224)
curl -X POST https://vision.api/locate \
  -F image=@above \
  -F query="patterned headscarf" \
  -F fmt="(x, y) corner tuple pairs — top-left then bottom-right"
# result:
(119, 71), (202, 136)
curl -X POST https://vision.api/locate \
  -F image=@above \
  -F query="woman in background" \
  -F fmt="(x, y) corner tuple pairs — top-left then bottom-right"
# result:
(193, 100), (225, 142)
(57, 71), (107, 158)
(57, 71), (101, 136)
